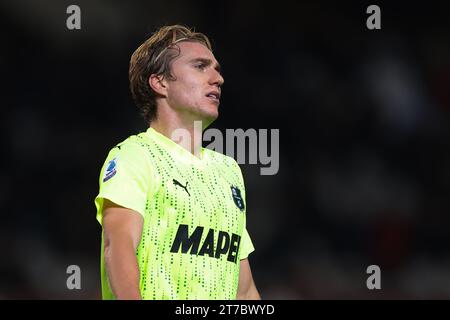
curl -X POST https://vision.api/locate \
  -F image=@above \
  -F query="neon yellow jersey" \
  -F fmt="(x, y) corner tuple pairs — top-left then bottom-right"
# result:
(94, 127), (255, 300)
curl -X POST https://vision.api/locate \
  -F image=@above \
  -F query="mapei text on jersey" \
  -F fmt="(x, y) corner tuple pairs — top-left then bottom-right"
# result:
(170, 224), (241, 263)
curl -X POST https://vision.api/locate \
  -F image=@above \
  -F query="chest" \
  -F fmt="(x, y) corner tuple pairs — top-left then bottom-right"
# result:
(152, 163), (245, 233)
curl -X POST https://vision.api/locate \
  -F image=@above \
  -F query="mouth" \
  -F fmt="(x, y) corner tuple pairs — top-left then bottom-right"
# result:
(205, 90), (221, 103)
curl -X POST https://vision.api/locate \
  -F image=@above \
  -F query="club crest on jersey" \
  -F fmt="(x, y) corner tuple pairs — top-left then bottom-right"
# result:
(103, 157), (118, 182)
(231, 185), (245, 211)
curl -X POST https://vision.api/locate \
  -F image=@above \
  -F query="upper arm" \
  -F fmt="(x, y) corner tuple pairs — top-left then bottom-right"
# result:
(237, 258), (260, 300)
(102, 199), (144, 250)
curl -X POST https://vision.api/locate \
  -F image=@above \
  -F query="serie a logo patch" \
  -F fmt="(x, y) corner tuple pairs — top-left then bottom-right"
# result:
(231, 185), (245, 211)
(103, 157), (118, 182)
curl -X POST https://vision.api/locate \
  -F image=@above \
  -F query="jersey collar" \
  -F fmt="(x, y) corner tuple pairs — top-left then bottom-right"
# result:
(146, 127), (209, 167)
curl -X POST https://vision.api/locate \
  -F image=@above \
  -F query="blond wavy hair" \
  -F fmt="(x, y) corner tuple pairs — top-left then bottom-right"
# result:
(129, 25), (212, 123)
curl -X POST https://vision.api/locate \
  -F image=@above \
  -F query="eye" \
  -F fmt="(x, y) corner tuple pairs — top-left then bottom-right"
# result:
(195, 62), (206, 70)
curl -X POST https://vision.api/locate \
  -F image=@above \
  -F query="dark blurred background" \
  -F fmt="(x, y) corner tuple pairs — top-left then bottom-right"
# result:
(1, 0), (450, 299)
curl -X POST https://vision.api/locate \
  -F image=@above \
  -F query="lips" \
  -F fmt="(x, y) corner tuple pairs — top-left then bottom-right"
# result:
(206, 90), (221, 102)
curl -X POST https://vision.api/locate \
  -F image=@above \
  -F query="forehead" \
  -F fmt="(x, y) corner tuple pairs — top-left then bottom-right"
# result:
(175, 41), (218, 63)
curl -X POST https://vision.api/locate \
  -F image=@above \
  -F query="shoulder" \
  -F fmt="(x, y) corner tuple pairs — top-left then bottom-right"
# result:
(204, 148), (245, 186)
(107, 130), (152, 156)
(204, 148), (240, 170)
(101, 131), (154, 171)
(116, 131), (151, 152)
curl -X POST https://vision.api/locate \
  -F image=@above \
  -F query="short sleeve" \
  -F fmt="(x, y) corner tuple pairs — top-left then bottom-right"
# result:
(232, 160), (255, 260)
(94, 140), (153, 225)
(239, 227), (255, 260)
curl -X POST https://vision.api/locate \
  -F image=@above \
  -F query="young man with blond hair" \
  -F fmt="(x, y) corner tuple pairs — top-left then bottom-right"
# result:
(94, 25), (260, 300)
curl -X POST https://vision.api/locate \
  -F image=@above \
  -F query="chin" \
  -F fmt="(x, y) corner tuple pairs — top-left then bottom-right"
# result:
(201, 104), (219, 118)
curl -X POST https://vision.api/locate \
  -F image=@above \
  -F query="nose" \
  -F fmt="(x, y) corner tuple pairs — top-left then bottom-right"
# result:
(210, 69), (224, 88)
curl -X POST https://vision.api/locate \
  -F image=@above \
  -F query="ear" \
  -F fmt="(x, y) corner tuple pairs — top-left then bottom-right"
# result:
(149, 74), (168, 97)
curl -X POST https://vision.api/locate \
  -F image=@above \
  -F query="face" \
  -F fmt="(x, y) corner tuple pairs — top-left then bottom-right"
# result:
(164, 41), (224, 125)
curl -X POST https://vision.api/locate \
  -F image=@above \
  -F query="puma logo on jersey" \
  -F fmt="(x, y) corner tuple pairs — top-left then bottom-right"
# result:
(170, 224), (241, 263)
(173, 179), (190, 196)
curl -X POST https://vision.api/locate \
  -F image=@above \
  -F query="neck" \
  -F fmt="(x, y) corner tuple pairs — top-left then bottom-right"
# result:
(150, 108), (210, 158)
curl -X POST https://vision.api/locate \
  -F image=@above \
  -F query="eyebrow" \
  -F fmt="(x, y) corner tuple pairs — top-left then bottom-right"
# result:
(190, 58), (221, 73)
